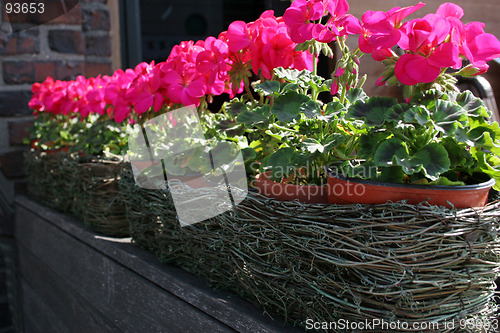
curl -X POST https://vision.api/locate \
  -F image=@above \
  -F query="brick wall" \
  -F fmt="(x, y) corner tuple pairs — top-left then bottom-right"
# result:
(0, 0), (116, 182)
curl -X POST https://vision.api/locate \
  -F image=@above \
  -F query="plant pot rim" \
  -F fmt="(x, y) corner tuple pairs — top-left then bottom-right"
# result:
(325, 167), (495, 191)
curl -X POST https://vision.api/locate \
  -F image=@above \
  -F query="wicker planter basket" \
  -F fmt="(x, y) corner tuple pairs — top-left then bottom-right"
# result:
(25, 150), (80, 215)
(25, 151), (129, 237)
(78, 159), (128, 237)
(121, 164), (500, 332)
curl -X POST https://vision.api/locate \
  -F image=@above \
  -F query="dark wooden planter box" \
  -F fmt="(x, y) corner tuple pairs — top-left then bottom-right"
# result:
(14, 196), (301, 333)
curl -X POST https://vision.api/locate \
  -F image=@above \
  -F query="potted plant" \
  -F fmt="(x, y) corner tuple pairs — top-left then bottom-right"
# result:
(231, 67), (363, 203)
(224, 3), (367, 203)
(325, 2), (500, 208)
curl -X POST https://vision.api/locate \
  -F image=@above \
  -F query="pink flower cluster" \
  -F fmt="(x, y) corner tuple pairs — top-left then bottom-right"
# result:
(29, 10), (313, 122)
(283, 0), (353, 44)
(222, 10), (313, 79)
(349, 2), (500, 85)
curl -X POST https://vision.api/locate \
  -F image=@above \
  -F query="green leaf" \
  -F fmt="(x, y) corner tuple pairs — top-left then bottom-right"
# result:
(281, 83), (300, 93)
(396, 143), (450, 180)
(302, 138), (324, 153)
(412, 89), (448, 106)
(267, 147), (296, 180)
(403, 106), (430, 126)
(321, 101), (346, 121)
(428, 177), (465, 186)
(377, 166), (405, 183)
(454, 90), (490, 118)
(346, 88), (368, 105)
(374, 138), (409, 166)
(228, 101), (248, 116)
(272, 91), (310, 122)
(241, 147), (257, 163)
(254, 81), (281, 96)
(237, 105), (271, 127)
(431, 99), (466, 134)
(347, 96), (399, 127)
(476, 151), (500, 190)
(300, 100), (322, 118)
(357, 133), (390, 159)
(340, 160), (378, 179)
(385, 103), (410, 124)
(441, 137), (474, 169)
(273, 67), (309, 87)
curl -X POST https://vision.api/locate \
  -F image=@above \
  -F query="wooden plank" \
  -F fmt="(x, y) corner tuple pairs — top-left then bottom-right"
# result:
(16, 196), (301, 333)
(16, 204), (236, 333)
(18, 245), (122, 333)
(21, 280), (71, 333)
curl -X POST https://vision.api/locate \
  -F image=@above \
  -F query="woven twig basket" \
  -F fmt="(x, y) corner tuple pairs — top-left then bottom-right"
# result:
(25, 151), (129, 237)
(121, 164), (500, 332)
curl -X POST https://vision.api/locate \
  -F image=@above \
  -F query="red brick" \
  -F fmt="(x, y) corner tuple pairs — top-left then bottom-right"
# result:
(2, 29), (39, 55)
(34, 62), (56, 82)
(49, 30), (85, 54)
(9, 119), (33, 146)
(85, 61), (112, 77)
(85, 35), (111, 56)
(55, 60), (84, 80)
(47, 3), (83, 25)
(82, 7), (110, 32)
(3, 61), (35, 84)
(3, 37), (17, 55)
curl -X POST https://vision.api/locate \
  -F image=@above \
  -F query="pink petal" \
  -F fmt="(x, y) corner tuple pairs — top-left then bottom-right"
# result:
(468, 33), (500, 62)
(186, 79), (207, 98)
(395, 54), (421, 85)
(162, 70), (183, 85)
(436, 3), (464, 19)
(428, 42), (461, 69)
(134, 93), (154, 114)
(369, 30), (401, 50)
(226, 21), (251, 52)
(153, 92), (164, 112)
(404, 54), (441, 84)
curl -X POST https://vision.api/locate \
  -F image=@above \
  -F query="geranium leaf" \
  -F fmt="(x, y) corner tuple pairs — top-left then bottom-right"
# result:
(302, 138), (324, 153)
(228, 101), (248, 116)
(403, 106), (430, 125)
(431, 99), (466, 134)
(476, 151), (500, 190)
(267, 147), (296, 180)
(374, 138), (409, 166)
(281, 83), (300, 93)
(237, 105), (271, 127)
(454, 90), (490, 118)
(272, 91), (310, 122)
(441, 137), (474, 168)
(347, 96), (399, 126)
(357, 133), (390, 159)
(273, 67), (309, 88)
(346, 88), (368, 105)
(377, 166), (405, 183)
(428, 177), (465, 186)
(300, 100), (322, 118)
(397, 143), (450, 180)
(254, 81), (281, 96)
(412, 89), (448, 106)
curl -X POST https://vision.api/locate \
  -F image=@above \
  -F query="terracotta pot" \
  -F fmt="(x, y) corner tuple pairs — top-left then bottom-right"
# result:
(326, 170), (495, 208)
(254, 171), (328, 204)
